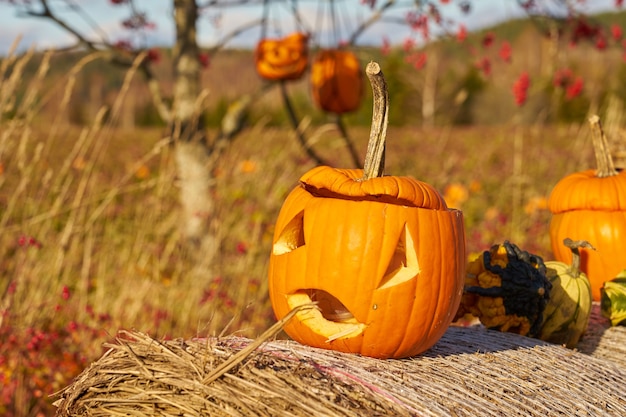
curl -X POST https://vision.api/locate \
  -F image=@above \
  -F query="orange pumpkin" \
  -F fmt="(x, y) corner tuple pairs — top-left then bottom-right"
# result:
(310, 49), (363, 114)
(268, 62), (465, 359)
(549, 115), (626, 301)
(254, 32), (309, 81)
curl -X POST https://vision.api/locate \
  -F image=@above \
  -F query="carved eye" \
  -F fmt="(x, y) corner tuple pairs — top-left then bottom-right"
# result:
(272, 211), (305, 255)
(378, 224), (421, 290)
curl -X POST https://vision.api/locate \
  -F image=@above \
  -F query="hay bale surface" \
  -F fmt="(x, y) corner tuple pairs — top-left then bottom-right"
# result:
(577, 304), (626, 364)
(55, 304), (626, 417)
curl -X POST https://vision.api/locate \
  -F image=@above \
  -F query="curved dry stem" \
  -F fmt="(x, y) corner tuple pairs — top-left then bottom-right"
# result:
(361, 61), (389, 180)
(563, 238), (596, 278)
(589, 115), (618, 178)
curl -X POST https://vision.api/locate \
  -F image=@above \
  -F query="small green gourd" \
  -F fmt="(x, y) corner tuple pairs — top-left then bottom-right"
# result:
(540, 238), (594, 348)
(600, 270), (626, 326)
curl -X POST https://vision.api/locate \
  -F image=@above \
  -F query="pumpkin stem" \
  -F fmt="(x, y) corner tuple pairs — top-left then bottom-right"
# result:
(588, 115), (618, 178)
(361, 61), (389, 180)
(563, 238), (595, 278)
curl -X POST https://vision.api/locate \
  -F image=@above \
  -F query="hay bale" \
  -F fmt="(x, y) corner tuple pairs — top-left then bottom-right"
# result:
(576, 303), (626, 365)
(54, 304), (626, 417)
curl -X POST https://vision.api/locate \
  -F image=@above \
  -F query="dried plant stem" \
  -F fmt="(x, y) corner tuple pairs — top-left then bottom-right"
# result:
(202, 303), (317, 385)
(361, 61), (389, 180)
(510, 126), (525, 243)
(563, 238), (595, 278)
(0, 45), (34, 123)
(0, 35), (22, 80)
(85, 138), (171, 230)
(589, 115), (618, 178)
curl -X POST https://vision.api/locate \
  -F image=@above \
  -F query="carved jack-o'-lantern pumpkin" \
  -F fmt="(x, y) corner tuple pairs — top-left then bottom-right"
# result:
(310, 49), (363, 114)
(254, 32), (309, 81)
(268, 62), (466, 359)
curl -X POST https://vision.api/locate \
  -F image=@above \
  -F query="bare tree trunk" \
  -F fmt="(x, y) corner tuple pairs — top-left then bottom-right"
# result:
(422, 49), (438, 128)
(171, 0), (217, 262)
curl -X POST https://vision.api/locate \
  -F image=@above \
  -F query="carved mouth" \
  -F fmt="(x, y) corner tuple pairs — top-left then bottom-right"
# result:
(287, 289), (366, 343)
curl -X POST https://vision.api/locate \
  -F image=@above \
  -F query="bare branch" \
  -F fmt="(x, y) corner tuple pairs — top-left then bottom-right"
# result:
(197, 0), (266, 9)
(17, 0), (171, 121)
(347, 0), (396, 46)
(279, 81), (329, 166)
(206, 18), (263, 55)
(333, 115), (362, 169)
(23, 0), (99, 50)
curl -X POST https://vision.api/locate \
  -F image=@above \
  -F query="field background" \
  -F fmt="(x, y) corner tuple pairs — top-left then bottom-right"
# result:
(2, 12), (626, 416)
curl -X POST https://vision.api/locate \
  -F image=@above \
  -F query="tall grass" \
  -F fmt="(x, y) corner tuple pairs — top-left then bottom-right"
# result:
(0, 38), (601, 416)
(0, 42), (312, 416)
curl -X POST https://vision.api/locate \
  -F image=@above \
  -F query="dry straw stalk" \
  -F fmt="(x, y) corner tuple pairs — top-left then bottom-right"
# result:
(54, 303), (626, 416)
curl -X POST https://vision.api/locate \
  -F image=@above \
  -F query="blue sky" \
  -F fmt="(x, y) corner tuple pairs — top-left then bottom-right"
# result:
(0, 0), (619, 56)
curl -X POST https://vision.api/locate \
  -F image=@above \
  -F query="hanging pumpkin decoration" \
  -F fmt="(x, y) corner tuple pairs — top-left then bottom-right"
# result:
(549, 115), (626, 301)
(254, 32), (309, 81)
(455, 241), (552, 338)
(539, 239), (594, 348)
(310, 49), (364, 114)
(600, 269), (626, 326)
(268, 62), (466, 359)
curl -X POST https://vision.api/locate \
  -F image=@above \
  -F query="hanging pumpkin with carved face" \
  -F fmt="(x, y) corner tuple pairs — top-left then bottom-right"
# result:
(310, 49), (363, 114)
(254, 32), (309, 81)
(549, 116), (626, 301)
(268, 62), (465, 359)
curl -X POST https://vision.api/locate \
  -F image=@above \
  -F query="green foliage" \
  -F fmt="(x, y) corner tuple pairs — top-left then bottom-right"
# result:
(377, 51), (416, 126)
(555, 93), (592, 123)
(136, 102), (167, 127)
(452, 66), (487, 125)
(203, 96), (231, 128)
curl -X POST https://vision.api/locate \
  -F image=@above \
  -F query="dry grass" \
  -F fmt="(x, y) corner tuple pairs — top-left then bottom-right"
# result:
(0, 46), (286, 340)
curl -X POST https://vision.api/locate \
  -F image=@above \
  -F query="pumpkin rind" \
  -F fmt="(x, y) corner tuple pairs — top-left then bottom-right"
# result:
(310, 49), (364, 114)
(254, 32), (309, 81)
(268, 167), (465, 359)
(300, 166), (448, 209)
(549, 169), (626, 212)
(549, 171), (626, 301)
(549, 116), (626, 301)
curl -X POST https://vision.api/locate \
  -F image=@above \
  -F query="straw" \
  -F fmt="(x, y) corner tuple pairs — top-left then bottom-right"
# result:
(54, 303), (626, 416)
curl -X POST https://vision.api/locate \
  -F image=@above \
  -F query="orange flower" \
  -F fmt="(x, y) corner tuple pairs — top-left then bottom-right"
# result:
(524, 195), (549, 215)
(469, 179), (482, 193)
(72, 157), (87, 171)
(484, 206), (502, 222)
(135, 164), (150, 179)
(443, 182), (469, 209)
(239, 159), (258, 173)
